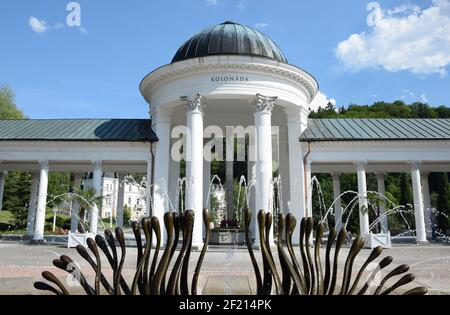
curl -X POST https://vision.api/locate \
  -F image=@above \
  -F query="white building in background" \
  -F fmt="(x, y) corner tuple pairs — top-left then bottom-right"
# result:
(83, 173), (147, 222)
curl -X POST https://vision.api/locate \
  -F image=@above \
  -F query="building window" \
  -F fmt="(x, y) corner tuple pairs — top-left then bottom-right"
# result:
(128, 198), (132, 204)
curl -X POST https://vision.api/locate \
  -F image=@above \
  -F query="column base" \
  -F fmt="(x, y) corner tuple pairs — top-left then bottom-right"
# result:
(22, 235), (33, 241)
(30, 239), (46, 245)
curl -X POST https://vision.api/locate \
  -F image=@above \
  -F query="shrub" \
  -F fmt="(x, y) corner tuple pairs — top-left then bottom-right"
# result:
(45, 216), (71, 231)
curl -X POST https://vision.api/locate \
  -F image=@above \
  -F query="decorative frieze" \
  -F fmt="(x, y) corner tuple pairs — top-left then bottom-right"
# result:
(141, 59), (319, 101)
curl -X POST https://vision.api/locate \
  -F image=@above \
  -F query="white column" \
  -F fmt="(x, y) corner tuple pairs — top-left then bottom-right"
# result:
(247, 155), (257, 238)
(376, 173), (389, 234)
(421, 172), (432, 240)
(0, 170), (6, 212)
(70, 173), (82, 233)
(33, 161), (49, 241)
(169, 141), (181, 212)
(225, 129), (234, 219)
(285, 108), (307, 244)
(183, 94), (205, 247)
(332, 173), (343, 231)
(203, 157), (211, 209)
(305, 159), (312, 217)
(152, 109), (172, 243)
(145, 159), (152, 217)
(356, 161), (370, 237)
(26, 172), (39, 236)
(411, 162), (427, 243)
(278, 127), (290, 215)
(91, 161), (103, 235)
(225, 161), (233, 219)
(254, 94), (276, 244)
(116, 173), (125, 228)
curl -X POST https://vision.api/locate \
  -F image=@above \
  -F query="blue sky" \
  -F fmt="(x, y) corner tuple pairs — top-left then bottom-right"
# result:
(0, 0), (449, 118)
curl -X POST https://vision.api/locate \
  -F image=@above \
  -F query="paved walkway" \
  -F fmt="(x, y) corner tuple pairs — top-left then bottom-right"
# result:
(0, 242), (448, 295)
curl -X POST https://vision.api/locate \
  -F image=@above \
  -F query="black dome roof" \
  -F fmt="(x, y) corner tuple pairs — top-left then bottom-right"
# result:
(172, 21), (288, 64)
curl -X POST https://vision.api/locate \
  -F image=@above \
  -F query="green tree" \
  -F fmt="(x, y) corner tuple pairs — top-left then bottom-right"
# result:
(0, 85), (25, 119)
(3, 172), (31, 228)
(309, 100), (446, 119)
(123, 204), (131, 227)
(47, 172), (71, 208)
(399, 173), (413, 206)
(436, 173), (450, 231)
(0, 85), (28, 229)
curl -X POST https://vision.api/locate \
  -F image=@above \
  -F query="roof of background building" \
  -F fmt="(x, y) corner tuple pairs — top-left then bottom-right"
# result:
(172, 21), (288, 64)
(0, 119), (158, 142)
(300, 118), (450, 142)
(0, 118), (449, 143)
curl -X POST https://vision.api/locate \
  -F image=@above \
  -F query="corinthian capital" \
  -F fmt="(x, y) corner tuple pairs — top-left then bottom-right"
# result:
(181, 93), (205, 114)
(254, 93), (277, 114)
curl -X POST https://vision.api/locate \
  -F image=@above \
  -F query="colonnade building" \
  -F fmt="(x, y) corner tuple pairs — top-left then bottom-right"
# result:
(0, 21), (449, 245)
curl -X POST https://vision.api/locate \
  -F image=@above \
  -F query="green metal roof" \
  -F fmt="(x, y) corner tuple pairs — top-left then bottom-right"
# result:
(0, 119), (158, 142)
(172, 21), (288, 64)
(300, 118), (450, 142)
(1, 118), (449, 143)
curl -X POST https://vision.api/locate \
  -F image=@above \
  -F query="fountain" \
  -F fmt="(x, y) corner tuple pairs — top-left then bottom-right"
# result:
(310, 176), (428, 248)
(208, 175), (245, 245)
(47, 190), (104, 247)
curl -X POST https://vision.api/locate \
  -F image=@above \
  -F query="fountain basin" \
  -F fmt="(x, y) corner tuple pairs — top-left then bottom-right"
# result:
(210, 228), (245, 246)
(68, 232), (96, 248)
(364, 232), (392, 249)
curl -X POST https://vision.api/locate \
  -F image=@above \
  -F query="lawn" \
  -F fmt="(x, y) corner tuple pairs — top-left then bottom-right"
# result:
(0, 210), (22, 234)
(0, 210), (14, 224)
(0, 210), (119, 234)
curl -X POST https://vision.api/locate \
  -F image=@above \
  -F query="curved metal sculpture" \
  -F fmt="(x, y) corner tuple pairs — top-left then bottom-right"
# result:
(34, 209), (211, 295)
(34, 207), (428, 296)
(244, 209), (428, 296)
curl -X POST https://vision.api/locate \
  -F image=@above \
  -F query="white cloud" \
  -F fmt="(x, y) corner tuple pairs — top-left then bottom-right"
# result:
(254, 23), (268, 29)
(206, 0), (218, 5)
(29, 16), (48, 34)
(309, 92), (336, 111)
(28, 16), (87, 35)
(398, 90), (429, 103)
(335, 0), (450, 76)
